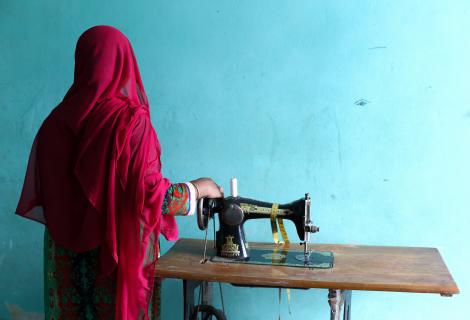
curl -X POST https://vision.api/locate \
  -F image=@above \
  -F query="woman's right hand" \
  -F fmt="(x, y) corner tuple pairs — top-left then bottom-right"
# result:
(190, 177), (224, 199)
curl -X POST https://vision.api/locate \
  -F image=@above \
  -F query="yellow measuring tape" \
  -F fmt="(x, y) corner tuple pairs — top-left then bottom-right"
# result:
(270, 203), (280, 244)
(270, 203), (290, 244)
(270, 204), (292, 318)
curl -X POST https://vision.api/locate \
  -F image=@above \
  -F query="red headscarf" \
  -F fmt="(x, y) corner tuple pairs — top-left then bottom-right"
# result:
(16, 25), (177, 319)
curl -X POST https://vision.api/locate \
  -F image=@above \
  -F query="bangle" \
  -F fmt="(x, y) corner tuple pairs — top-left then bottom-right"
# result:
(192, 182), (200, 199)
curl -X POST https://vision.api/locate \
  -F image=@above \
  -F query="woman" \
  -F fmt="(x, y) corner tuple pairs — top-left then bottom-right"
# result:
(15, 25), (223, 320)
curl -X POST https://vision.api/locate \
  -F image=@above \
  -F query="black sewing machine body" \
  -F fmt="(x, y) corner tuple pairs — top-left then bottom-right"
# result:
(198, 194), (319, 261)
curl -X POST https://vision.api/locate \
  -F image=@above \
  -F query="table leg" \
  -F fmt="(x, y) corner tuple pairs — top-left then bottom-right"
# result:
(328, 289), (352, 320)
(183, 280), (214, 320)
(201, 281), (213, 319)
(343, 290), (352, 319)
(183, 280), (200, 320)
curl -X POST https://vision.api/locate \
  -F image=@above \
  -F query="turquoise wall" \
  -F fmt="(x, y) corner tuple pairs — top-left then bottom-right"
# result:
(1, 1), (468, 319)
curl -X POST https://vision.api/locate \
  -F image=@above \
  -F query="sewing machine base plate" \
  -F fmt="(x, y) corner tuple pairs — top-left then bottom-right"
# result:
(211, 248), (334, 268)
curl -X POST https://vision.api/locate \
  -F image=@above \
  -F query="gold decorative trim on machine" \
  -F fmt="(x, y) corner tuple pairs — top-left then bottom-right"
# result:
(221, 236), (240, 257)
(240, 203), (292, 216)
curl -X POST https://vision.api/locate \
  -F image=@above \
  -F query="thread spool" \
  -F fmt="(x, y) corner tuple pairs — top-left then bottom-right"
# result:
(230, 178), (238, 197)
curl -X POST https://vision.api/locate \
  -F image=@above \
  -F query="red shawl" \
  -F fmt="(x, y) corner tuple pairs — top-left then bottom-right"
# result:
(16, 26), (178, 319)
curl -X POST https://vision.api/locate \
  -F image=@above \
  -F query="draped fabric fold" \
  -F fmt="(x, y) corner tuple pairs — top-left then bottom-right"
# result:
(16, 25), (177, 319)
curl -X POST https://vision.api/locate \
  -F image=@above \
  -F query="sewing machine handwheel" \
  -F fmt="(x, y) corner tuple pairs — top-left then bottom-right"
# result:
(197, 198), (209, 230)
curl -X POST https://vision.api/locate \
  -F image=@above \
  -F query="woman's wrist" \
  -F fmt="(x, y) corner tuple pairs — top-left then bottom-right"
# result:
(183, 182), (197, 215)
(190, 181), (201, 199)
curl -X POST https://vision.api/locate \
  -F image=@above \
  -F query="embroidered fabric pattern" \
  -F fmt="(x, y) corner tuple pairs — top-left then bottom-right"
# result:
(162, 183), (190, 216)
(44, 230), (161, 320)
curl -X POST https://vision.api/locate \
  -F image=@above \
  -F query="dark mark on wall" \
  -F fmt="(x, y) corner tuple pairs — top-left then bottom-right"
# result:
(330, 194), (336, 200)
(355, 99), (370, 107)
(462, 111), (470, 118)
(368, 46), (387, 50)
(383, 179), (389, 182)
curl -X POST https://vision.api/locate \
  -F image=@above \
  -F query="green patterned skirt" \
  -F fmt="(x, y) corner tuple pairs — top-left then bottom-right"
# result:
(44, 230), (161, 320)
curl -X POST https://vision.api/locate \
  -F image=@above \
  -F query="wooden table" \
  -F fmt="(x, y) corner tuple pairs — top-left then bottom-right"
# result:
(155, 238), (459, 320)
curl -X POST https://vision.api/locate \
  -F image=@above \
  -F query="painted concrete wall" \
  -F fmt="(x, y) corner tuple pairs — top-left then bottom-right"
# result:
(1, 1), (468, 319)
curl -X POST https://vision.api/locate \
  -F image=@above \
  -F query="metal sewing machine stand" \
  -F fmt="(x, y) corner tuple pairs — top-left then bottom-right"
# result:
(184, 280), (352, 320)
(328, 289), (352, 320)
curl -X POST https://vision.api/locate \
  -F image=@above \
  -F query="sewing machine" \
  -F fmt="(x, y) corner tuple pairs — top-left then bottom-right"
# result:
(197, 178), (327, 266)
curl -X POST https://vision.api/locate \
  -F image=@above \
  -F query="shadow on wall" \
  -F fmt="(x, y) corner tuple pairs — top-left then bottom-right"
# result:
(3, 304), (43, 320)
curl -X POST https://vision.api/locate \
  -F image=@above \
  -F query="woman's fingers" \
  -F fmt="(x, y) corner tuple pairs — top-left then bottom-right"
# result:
(191, 177), (224, 198)
(207, 184), (222, 198)
(207, 180), (223, 198)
